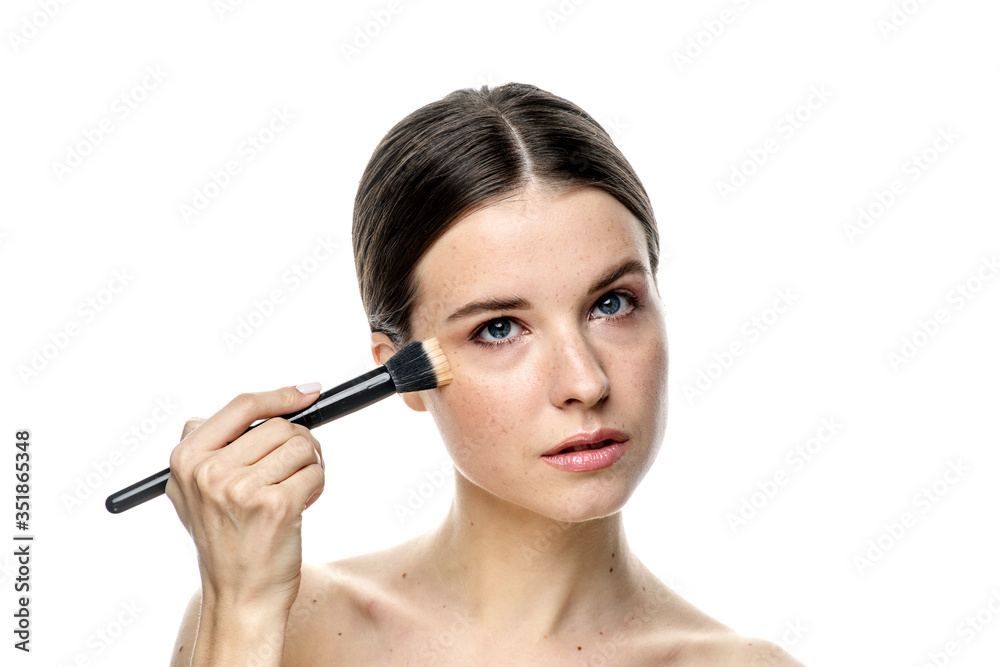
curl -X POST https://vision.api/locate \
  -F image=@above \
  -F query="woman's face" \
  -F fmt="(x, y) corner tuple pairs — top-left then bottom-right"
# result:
(392, 184), (668, 522)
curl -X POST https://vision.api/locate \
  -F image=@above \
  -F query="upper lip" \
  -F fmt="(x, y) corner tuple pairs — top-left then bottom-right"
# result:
(542, 428), (629, 456)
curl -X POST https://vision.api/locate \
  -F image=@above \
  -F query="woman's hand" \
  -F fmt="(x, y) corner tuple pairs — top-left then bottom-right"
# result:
(165, 384), (325, 664)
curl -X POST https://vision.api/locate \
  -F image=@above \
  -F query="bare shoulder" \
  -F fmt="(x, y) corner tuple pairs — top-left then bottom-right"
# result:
(280, 560), (376, 665)
(703, 632), (806, 666)
(282, 541), (422, 665)
(620, 579), (805, 666)
(745, 637), (807, 666)
(168, 568), (370, 667)
(644, 627), (806, 666)
(169, 544), (417, 666)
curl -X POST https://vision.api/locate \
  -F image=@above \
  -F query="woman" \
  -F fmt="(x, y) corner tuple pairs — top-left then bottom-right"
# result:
(167, 83), (805, 666)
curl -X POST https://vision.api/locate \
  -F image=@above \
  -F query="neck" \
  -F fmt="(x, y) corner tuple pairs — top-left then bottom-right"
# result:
(418, 473), (644, 637)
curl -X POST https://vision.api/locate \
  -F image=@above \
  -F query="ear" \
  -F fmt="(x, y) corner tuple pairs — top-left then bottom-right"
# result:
(371, 331), (427, 413)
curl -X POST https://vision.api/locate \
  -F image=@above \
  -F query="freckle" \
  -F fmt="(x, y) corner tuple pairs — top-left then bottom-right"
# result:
(178, 646), (183, 652)
(402, 573), (407, 578)
(599, 632), (603, 635)
(312, 599), (317, 603)
(338, 632), (342, 636)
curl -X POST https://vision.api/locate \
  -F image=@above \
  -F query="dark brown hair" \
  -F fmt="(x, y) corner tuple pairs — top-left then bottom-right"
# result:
(352, 82), (658, 346)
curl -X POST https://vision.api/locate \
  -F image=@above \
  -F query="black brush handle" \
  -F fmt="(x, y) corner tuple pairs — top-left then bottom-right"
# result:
(105, 368), (394, 514)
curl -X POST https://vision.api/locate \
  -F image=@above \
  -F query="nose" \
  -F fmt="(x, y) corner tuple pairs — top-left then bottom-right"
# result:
(547, 330), (610, 409)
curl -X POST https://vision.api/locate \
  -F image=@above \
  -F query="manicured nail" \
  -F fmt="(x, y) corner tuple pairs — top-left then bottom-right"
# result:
(295, 382), (322, 395)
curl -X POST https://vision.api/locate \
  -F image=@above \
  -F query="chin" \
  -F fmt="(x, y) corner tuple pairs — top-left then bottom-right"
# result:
(535, 483), (635, 523)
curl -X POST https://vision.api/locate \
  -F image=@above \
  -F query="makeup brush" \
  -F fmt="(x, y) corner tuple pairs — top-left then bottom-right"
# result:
(105, 338), (451, 514)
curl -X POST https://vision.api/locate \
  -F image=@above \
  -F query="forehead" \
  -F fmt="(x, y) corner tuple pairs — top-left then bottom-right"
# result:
(411, 185), (650, 327)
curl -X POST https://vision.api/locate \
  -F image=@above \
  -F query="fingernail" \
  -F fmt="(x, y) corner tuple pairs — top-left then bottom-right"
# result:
(296, 382), (322, 395)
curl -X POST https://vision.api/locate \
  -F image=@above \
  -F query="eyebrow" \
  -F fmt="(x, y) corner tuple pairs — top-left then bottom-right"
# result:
(445, 258), (649, 323)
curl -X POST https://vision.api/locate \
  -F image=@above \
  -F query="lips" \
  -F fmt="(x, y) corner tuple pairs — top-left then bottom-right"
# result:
(542, 428), (628, 457)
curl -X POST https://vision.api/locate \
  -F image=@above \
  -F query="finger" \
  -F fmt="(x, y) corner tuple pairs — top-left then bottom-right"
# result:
(180, 417), (205, 441)
(252, 432), (324, 486)
(273, 458), (325, 512)
(184, 384), (322, 453)
(213, 418), (322, 469)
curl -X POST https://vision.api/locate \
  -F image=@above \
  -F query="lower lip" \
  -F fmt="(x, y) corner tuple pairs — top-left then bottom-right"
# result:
(541, 441), (629, 472)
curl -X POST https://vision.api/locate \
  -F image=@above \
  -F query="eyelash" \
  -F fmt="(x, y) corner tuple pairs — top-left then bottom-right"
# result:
(469, 289), (644, 349)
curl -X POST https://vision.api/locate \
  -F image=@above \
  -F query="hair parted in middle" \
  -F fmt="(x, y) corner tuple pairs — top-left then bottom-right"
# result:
(352, 82), (659, 347)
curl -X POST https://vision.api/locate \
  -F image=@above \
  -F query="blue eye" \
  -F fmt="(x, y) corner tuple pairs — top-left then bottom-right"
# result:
(591, 291), (634, 318)
(472, 291), (639, 348)
(476, 318), (523, 344)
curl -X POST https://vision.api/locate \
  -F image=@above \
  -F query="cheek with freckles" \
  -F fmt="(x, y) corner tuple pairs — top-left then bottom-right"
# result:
(423, 360), (542, 486)
(629, 325), (669, 470)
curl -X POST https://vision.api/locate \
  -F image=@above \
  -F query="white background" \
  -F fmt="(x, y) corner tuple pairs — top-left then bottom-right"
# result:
(2, 1), (999, 665)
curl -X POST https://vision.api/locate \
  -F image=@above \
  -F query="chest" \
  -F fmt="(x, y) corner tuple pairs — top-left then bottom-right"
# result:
(294, 620), (670, 667)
